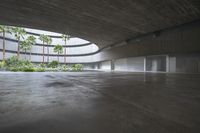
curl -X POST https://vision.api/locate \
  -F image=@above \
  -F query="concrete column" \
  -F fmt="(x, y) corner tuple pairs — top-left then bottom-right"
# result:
(166, 55), (169, 72)
(98, 63), (101, 69)
(111, 59), (115, 70)
(169, 56), (176, 73)
(144, 57), (146, 72)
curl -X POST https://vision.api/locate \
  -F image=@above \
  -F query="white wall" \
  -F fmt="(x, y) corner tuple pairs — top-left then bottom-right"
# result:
(0, 51), (102, 63)
(114, 57), (144, 71)
(169, 56), (176, 72)
(100, 61), (111, 70)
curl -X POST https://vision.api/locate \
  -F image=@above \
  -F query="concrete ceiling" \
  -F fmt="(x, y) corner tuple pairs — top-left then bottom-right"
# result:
(0, 0), (200, 48)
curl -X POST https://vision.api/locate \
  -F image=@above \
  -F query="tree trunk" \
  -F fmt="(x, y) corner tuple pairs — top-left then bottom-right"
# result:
(25, 50), (27, 60)
(58, 53), (59, 62)
(30, 50), (31, 61)
(64, 39), (66, 64)
(2, 31), (5, 61)
(42, 42), (44, 63)
(47, 47), (49, 63)
(17, 39), (20, 57)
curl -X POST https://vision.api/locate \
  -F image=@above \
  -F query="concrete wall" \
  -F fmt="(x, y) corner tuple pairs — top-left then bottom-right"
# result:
(95, 54), (200, 73)
(114, 57), (144, 71)
(97, 21), (200, 61)
(82, 64), (94, 70)
(100, 61), (111, 70)
(168, 56), (176, 72)
(175, 54), (200, 73)
(0, 51), (102, 63)
(90, 21), (200, 73)
(146, 56), (166, 72)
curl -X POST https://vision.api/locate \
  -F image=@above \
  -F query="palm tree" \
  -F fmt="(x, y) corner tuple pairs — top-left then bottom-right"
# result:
(0, 25), (12, 61)
(54, 44), (63, 63)
(12, 27), (26, 57)
(46, 36), (52, 63)
(61, 34), (70, 64)
(20, 36), (36, 60)
(27, 36), (36, 61)
(39, 34), (48, 63)
(20, 40), (30, 60)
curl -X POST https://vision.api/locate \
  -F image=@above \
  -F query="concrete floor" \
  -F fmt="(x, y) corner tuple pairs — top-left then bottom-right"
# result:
(0, 72), (200, 133)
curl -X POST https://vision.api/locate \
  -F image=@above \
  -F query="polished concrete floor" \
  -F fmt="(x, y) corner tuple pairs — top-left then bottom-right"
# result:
(0, 72), (200, 133)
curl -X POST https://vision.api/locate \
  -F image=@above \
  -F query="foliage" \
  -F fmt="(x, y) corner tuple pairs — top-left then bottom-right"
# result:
(11, 27), (27, 57)
(0, 61), (6, 69)
(61, 65), (68, 71)
(39, 63), (46, 68)
(0, 27), (86, 72)
(0, 25), (12, 61)
(0, 25), (5, 33)
(45, 64), (69, 72)
(34, 67), (45, 72)
(20, 65), (35, 72)
(71, 64), (83, 71)
(20, 35), (36, 53)
(39, 34), (50, 44)
(5, 56), (35, 71)
(11, 27), (26, 40)
(27, 35), (36, 46)
(48, 60), (59, 68)
(54, 44), (63, 54)
(39, 34), (52, 62)
(20, 40), (30, 52)
(8, 66), (35, 72)
(6, 56), (23, 67)
(1, 56), (84, 72)
(61, 34), (70, 42)
(45, 67), (59, 72)
(0, 25), (12, 34)
(46, 36), (52, 45)
(8, 63), (35, 72)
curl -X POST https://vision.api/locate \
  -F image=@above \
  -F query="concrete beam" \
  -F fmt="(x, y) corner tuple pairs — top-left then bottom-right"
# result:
(0, 0), (199, 48)
(98, 21), (200, 61)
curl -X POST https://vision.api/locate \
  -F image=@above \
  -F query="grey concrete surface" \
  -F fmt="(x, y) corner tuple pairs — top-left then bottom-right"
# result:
(0, 72), (200, 133)
(0, 0), (200, 48)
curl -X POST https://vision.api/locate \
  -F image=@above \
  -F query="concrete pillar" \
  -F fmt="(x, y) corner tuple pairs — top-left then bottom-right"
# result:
(144, 57), (146, 72)
(166, 55), (169, 72)
(111, 59), (115, 70)
(169, 56), (176, 73)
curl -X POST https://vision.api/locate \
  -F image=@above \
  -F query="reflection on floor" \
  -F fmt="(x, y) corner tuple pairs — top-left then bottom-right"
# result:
(0, 72), (200, 133)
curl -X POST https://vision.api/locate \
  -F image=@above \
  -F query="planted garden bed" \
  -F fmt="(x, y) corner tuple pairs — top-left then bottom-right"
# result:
(0, 56), (84, 72)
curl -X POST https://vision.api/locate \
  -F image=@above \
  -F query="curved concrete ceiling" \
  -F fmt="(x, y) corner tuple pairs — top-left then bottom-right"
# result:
(0, 0), (200, 48)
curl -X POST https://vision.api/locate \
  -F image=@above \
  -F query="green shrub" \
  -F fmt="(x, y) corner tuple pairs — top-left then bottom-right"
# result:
(6, 56), (32, 67)
(48, 60), (59, 68)
(22, 66), (35, 72)
(2, 56), (84, 72)
(6, 56), (21, 67)
(9, 64), (35, 72)
(45, 67), (58, 72)
(0, 61), (6, 69)
(6, 56), (35, 72)
(39, 63), (46, 68)
(61, 65), (68, 71)
(35, 67), (45, 72)
(9, 67), (19, 72)
(71, 64), (83, 71)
